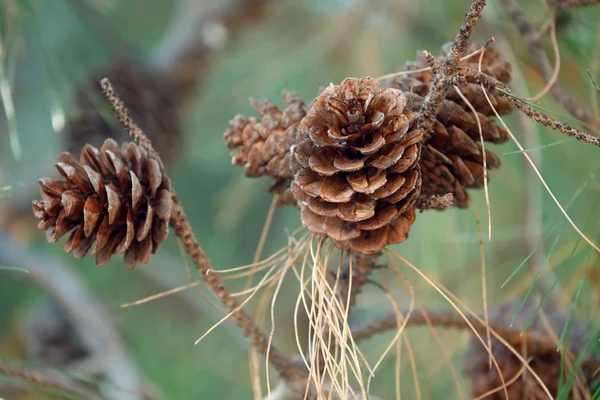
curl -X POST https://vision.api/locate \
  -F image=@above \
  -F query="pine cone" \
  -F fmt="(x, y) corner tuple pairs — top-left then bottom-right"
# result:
(464, 299), (597, 399)
(224, 91), (307, 196)
(32, 139), (173, 268)
(389, 42), (513, 208)
(66, 59), (182, 167)
(291, 77), (421, 253)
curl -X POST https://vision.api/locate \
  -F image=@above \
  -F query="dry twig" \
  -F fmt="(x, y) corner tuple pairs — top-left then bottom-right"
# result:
(99, 78), (304, 383)
(455, 67), (600, 147)
(417, 0), (487, 139)
(0, 359), (101, 400)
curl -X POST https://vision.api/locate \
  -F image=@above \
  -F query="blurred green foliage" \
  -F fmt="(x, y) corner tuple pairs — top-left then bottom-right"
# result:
(1, 0), (600, 398)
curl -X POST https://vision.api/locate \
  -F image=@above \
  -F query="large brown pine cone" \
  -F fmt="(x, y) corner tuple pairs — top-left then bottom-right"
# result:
(290, 77), (421, 253)
(66, 59), (182, 167)
(464, 299), (597, 399)
(32, 139), (173, 268)
(389, 42), (513, 208)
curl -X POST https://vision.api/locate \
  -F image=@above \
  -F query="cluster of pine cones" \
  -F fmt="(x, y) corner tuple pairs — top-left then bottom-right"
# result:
(225, 41), (513, 253)
(31, 41), (512, 264)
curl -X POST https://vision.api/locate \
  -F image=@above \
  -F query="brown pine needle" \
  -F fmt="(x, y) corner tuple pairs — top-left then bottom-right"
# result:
(526, 15), (559, 102)
(454, 85), (491, 240)
(470, 201), (492, 371)
(385, 250), (512, 399)
(121, 280), (204, 308)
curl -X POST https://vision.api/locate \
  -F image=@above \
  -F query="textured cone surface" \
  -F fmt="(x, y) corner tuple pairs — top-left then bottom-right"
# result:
(389, 42), (513, 208)
(224, 92), (307, 198)
(464, 300), (596, 399)
(32, 139), (173, 268)
(66, 59), (182, 166)
(224, 92), (306, 180)
(291, 77), (421, 253)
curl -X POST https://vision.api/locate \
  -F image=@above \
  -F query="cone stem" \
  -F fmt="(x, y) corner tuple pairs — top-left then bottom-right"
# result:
(100, 78), (304, 382)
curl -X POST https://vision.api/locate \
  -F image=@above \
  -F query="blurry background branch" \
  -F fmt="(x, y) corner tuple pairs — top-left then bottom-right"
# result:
(0, 231), (145, 400)
(498, 0), (600, 130)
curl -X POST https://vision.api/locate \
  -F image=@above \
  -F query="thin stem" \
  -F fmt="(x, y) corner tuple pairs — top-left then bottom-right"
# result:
(0, 360), (102, 400)
(417, 0), (487, 139)
(351, 309), (600, 374)
(100, 79), (303, 382)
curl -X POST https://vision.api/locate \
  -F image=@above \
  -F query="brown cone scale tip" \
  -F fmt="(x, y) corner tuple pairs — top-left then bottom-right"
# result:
(291, 77), (421, 253)
(32, 139), (173, 268)
(389, 42), (513, 208)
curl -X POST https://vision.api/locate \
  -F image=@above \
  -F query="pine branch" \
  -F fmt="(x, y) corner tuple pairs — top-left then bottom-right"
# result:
(455, 67), (600, 148)
(417, 0), (487, 140)
(100, 78), (304, 383)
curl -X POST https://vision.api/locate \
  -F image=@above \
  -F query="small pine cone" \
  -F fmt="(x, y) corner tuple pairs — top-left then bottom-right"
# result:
(389, 42), (513, 208)
(291, 77), (421, 254)
(224, 91), (307, 181)
(32, 139), (173, 268)
(66, 59), (182, 167)
(464, 300), (597, 399)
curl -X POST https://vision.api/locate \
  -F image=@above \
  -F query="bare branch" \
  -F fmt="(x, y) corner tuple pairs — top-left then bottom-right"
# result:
(455, 67), (600, 148)
(100, 78), (304, 382)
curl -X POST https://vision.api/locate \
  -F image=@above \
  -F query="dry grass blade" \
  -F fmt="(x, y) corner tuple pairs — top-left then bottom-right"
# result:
(120, 281), (204, 308)
(453, 67), (600, 253)
(526, 12), (559, 103)
(454, 85), (491, 239)
(483, 89), (600, 254)
(473, 360), (530, 400)
(385, 250), (518, 400)
(470, 201), (492, 370)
